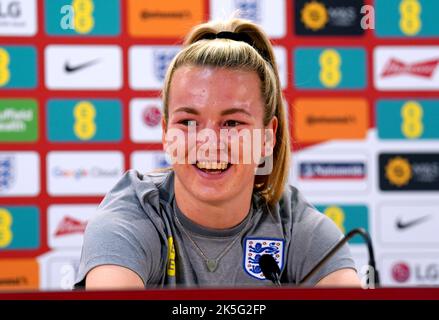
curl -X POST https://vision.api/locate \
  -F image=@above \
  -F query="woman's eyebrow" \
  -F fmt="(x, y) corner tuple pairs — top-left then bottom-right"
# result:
(220, 108), (252, 117)
(173, 106), (252, 117)
(174, 106), (199, 115)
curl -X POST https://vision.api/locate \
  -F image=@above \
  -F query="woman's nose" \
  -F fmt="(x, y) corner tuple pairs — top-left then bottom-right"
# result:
(196, 121), (224, 147)
(203, 119), (220, 131)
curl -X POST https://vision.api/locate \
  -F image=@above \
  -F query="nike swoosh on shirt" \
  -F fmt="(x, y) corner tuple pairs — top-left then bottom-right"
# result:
(396, 215), (430, 230)
(64, 59), (100, 73)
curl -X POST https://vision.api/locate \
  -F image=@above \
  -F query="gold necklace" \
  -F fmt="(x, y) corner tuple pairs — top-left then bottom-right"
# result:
(174, 212), (250, 272)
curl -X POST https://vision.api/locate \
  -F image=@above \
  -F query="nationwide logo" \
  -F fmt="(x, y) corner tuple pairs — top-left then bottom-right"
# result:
(300, 162), (366, 180)
(381, 58), (439, 79)
(0, 157), (14, 191)
(142, 105), (162, 127)
(392, 262), (411, 283)
(54, 216), (87, 237)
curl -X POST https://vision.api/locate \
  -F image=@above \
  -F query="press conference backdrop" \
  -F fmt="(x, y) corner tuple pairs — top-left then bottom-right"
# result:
(0, 0), (438, 291)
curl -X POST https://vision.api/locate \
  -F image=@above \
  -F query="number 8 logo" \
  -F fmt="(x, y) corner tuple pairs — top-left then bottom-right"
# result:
(319, 49), (342, 88)
(399, 0), (422, 36)
(0, 208), (13, 248)
(0, 48), (11, 87)
(401, 101), (424, 139)
(72, 0), (95, 34)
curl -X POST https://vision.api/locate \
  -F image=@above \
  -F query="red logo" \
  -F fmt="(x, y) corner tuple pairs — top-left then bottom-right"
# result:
(142, 105), (162, 127)
(392, 262), (411, 283)
(54, 216), (87, 237)
(381, 58), (439, 78)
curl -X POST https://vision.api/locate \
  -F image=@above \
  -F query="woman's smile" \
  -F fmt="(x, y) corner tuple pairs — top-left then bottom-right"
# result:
(192, 161), (234, 181)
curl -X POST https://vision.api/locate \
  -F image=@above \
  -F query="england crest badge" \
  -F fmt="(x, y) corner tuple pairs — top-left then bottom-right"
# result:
(243, 238), (284, 280)
(153, 49), (179, 82)
(0, 157), (14, 192)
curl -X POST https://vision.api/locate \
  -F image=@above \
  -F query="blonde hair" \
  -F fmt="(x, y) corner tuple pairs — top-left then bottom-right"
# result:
(160, 18), (291, 207)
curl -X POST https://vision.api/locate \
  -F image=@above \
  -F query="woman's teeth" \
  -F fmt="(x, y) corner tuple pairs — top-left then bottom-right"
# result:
(196, 161), (229, 170)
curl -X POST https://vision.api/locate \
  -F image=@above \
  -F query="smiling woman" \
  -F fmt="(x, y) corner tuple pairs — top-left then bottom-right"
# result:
(73, 18), (360, 290)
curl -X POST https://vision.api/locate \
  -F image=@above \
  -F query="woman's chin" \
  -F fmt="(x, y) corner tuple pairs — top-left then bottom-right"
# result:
(192, 190), (230, 204)
(174, 163), (254, 202)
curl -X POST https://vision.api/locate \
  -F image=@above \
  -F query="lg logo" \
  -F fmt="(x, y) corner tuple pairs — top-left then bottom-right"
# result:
(0, 1), (21, 18)
(392, 262), (439, 284)
(392, 262), (411, 283)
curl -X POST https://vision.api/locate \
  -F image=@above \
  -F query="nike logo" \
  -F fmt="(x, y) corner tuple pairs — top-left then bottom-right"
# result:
(64, 59), (100, 73)
(396, 215), (430, 230)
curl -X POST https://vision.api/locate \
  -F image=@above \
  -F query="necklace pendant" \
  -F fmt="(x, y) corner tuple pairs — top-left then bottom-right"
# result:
(206, 259), (218, 272)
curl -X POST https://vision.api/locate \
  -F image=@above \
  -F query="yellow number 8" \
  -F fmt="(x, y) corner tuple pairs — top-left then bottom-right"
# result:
(399, 0), (422, 36)
(72, 0), (94, 34)
(0, 48), (11, 87)
(73, 101), (96, 140)
(319, 49), (342, 88)
(0, 208), (13, 248)
(401, 100), (424, 139)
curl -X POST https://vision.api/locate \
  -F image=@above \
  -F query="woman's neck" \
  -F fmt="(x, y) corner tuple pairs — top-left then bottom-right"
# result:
(174, 178), (253, 230)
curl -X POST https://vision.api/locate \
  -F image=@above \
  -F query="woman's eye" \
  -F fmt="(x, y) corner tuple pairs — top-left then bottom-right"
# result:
(224, 120), (242, 127)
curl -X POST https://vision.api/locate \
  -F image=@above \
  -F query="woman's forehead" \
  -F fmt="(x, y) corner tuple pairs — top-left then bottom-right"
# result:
(169, 65), (263, 111)
(172, 65), (260, 86)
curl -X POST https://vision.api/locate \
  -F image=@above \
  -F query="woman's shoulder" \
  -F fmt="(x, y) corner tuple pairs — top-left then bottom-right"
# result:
(280, 185), (355, 285)
(89, 169), (175, 228)
(280, 184), (344, 242)
(279, 184), (322, 223)
(98, 169), (174, 210)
